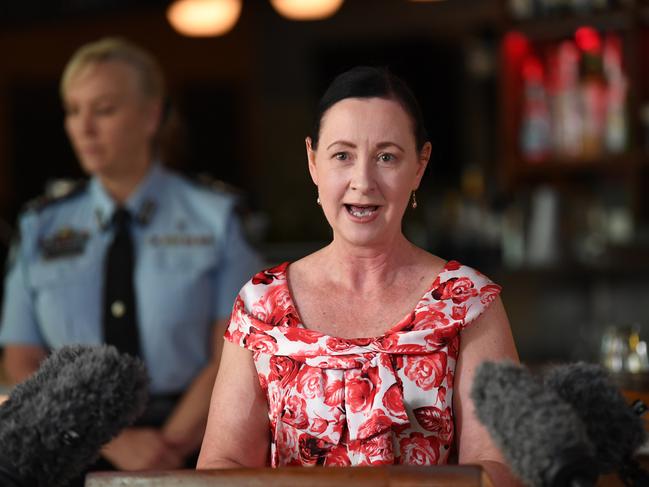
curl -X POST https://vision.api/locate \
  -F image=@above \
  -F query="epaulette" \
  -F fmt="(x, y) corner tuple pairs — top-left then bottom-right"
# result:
(190, 173), (243, 198)
(189, 173), (257, 233)
(22, 178), (88, 214)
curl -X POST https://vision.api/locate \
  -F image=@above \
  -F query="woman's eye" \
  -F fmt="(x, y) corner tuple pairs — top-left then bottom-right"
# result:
(334, 152), (348, 161)
(378, 153), (395, 163)
(95, 106), (115, 116)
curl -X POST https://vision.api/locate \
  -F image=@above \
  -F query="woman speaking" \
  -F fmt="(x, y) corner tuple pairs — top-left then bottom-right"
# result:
(197, 66), (520, 486)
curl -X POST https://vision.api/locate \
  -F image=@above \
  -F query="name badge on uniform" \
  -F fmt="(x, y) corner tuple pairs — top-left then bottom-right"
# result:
(39, 227), (90, 260)
(148, 234), (215, 246)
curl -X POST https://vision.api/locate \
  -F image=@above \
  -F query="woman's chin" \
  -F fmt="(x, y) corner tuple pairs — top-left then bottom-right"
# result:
(79, 158), (109, 177)
(80, 159), (131, 181)
(335, 226), (394, 248)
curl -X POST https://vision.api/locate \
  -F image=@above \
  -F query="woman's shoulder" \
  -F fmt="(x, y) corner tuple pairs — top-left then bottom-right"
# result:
(425, 259), (502, 328)
(248, 262), (290, 288)
(235, 262), (292, 315)
(434, 259), (499, 289)
(226, 261), (302, 343)
(161, 169), (239, 225)
(407, 252), (501, 305)
(240, 261), (289, 290)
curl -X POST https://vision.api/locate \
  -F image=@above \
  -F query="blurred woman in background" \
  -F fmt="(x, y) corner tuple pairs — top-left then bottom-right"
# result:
(0, 37), (262, 475)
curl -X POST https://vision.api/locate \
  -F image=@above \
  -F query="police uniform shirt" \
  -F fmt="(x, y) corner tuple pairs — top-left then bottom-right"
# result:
(0, 164), (264, 394)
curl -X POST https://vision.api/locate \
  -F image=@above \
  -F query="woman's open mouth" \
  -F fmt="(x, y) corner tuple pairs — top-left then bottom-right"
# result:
(344, 204), (379, 219)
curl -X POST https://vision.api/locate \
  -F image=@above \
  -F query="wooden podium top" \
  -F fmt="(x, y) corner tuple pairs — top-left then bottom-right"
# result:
(85, 465), (494, 487)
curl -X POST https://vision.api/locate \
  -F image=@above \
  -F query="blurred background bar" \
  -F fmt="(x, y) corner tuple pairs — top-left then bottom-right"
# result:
(1, 0), (649, 382)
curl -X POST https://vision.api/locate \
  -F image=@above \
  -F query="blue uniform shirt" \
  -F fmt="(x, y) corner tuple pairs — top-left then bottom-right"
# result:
(0, 164), (263, 394)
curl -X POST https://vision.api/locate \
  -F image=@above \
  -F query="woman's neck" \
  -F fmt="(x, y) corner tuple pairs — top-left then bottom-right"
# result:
(99, 158), (152, 205)
(322, 233), (420, 292)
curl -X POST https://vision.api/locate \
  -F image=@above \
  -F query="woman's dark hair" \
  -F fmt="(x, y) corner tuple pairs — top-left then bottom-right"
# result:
(310, 66), (429, 151)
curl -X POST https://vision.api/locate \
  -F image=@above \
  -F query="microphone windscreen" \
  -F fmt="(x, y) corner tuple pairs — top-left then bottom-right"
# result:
(543, 362), (647, 474)
(0, 345), (149, 487)
(471, 360), (597, 487)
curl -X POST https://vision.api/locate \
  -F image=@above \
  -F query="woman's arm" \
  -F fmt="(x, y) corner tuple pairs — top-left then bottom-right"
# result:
(3, 344), (47, 384)
(453, 297), (524, 487)
(196, 339), (270, 469)
(162, 318), (228, 457)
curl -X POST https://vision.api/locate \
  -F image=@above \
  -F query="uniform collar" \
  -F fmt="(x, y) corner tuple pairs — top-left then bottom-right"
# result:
(91, 163), (165, 231)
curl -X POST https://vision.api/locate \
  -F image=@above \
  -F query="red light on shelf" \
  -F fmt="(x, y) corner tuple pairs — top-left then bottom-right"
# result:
(575, 26), (601, 53)
(504, 31), (530, 61)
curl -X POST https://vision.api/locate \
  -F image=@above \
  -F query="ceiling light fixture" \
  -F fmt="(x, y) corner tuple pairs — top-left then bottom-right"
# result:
(167, 0), (242, 37)
(270, 0), (344, 21)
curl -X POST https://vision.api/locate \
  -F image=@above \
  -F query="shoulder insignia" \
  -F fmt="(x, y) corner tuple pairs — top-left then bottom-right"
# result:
(187, 172), (263, 244)
(190, 173), (243, 198)
(23, 178), (88, 214)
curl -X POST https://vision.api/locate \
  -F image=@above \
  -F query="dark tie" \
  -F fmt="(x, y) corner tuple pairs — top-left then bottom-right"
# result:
(102, 207), (141, 357)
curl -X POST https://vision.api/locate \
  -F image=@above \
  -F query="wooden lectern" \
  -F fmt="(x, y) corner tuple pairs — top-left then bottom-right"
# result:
(86, 465), (494, 486)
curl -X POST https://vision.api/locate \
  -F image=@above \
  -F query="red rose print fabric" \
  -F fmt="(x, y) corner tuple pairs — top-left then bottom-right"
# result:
(225, 261), (500, 467)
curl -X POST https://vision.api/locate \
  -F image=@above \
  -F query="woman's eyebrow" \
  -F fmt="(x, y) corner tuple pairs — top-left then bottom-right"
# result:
(326, 140), (356, 150)
(376, 141), (405, 152)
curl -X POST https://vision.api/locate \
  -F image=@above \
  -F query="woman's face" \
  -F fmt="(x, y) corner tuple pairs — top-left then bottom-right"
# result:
(63, 60), (160, 179)
(307, 97), (430, 248)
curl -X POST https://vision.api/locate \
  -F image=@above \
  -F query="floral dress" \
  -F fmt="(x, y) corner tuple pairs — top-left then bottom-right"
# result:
(225, 260), (501, 467)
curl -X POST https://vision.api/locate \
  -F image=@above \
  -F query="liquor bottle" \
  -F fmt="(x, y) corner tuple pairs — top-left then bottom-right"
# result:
(603, 34), (628, 154)
(577, 28), (607, 159)
(549, 40), (583, 158)
(520, 55), (552, 162)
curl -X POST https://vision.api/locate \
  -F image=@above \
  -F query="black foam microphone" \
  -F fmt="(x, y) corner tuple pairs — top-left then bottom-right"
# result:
(0, 345), (149, 487)
(471, 361), (598, 487)
(544, 363), (649, 486)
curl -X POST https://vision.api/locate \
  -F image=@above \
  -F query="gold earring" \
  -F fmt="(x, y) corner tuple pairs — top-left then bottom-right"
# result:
(411, 191), (417, 209)
(317, 197), (321, 206)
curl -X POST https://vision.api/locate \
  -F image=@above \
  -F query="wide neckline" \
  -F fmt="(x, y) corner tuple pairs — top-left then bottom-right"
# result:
(278, 260), (456, 340)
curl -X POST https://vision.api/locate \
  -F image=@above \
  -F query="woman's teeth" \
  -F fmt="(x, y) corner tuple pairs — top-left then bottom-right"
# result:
(346, 205), (378, 218)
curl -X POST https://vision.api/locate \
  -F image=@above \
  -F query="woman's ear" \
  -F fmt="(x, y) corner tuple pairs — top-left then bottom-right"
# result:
(306, 137), (319, 185)
(145, 99), (164, 139)
(414, 141), (432, 189)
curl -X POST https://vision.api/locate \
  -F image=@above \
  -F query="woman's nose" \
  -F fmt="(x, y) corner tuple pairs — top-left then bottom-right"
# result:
(74, 110), (97, 136)
(350, 158), (376, 192)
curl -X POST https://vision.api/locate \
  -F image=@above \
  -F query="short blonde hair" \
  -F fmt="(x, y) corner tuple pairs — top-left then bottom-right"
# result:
(60, 37), (165, 101)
